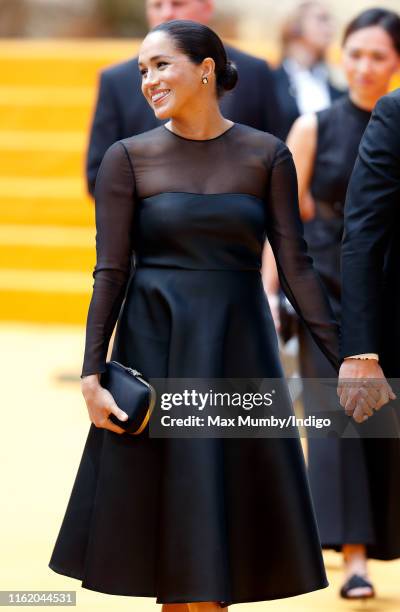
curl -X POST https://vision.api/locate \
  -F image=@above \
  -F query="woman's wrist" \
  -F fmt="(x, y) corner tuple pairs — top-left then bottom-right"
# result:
(81, 373), (101, 395)
(266, 292), (279, 308)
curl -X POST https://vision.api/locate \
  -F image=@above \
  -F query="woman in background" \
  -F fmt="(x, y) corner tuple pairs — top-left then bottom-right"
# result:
(286, 8), (400, 599)
(265, 1), (343, 329)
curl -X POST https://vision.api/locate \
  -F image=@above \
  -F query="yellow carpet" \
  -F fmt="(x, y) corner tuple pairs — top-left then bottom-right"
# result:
(0, 322), (399, 611)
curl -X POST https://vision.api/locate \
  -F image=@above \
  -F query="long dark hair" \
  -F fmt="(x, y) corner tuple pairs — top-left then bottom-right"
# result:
(343, 8), (400, 54)
(150, 19), (238, 98)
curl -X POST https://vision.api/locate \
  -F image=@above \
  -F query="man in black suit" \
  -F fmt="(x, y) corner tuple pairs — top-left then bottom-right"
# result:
(338, 89), (400, 421)
(86, 0), (282, 195)
(272, 1), (344, 140)
(273, 63), (343, 140)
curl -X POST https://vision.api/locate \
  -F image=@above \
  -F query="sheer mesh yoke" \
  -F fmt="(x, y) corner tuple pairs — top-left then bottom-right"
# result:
(81, 122), (340, 377)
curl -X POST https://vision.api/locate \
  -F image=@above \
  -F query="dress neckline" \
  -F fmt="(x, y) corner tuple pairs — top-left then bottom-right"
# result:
(162, 122), (236, 142)
(345, 95), (372, 121)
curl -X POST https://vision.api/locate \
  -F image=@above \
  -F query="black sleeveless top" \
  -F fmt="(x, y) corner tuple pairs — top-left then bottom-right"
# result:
(311, 95), (372, 205)
(304, 95), (371, 315)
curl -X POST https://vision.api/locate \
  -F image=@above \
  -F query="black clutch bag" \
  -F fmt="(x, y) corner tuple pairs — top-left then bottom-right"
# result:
(100, 361), (156, 435)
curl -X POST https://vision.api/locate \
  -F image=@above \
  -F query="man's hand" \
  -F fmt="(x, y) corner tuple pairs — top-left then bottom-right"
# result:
(338, 359), (396, 423)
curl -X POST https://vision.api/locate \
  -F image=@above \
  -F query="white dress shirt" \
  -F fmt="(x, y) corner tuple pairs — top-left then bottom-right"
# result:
(283, 58), (332, 115)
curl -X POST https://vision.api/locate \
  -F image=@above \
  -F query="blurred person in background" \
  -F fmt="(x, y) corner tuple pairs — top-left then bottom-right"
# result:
(86, 0), (282, 196)
(273, 0), (343, 141)
(284, 8), (400, 599)
(264, 1), (343, 333)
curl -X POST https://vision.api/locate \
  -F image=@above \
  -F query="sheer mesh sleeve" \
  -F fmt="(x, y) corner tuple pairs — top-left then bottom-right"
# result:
(80, 141), (136, 378)
(265, 140), (341, 372)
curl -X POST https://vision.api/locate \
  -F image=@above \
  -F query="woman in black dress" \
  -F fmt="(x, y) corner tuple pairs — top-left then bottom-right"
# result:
(286, 8), (400, 599)
(48, 20), (341, 609)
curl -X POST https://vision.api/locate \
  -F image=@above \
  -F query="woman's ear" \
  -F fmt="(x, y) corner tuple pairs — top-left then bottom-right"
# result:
(201, 56), (216, 81)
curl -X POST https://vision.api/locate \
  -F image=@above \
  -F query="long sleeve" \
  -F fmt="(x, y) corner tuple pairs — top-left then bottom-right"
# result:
(265, 140), (341, 372)
(81, 140), (136, 378)
(86, 71), (122, 197)
(341, 93), (400, 359)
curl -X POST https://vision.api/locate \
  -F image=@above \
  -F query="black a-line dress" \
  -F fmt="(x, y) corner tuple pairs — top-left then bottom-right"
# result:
(48, 122), (341, 605)
(298, 95), (400, 560)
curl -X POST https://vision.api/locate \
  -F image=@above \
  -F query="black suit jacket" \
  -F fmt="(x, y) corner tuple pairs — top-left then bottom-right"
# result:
(341, 89), (400, 376)
(86, 45), (282, 195)
(273, 63), (344, 140)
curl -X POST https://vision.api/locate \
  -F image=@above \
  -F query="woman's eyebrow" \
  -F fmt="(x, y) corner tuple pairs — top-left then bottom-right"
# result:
(138, 54), (175, 66)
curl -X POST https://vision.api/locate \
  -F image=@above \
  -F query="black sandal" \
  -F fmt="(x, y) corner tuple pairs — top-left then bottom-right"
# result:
(340, 574), (375, 599)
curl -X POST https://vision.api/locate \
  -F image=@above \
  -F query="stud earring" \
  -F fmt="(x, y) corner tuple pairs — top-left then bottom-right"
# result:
(202, 76), (208, 84)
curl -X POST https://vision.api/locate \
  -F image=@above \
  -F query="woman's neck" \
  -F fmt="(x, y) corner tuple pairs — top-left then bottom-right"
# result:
(349, 89), (389, 113)
(167, 102), (232, 140)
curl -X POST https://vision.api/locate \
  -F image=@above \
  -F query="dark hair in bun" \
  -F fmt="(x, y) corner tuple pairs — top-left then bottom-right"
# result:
(343, 8), (400, 54)
(217, 60), (238, 93)
(151, 19), (239, 98)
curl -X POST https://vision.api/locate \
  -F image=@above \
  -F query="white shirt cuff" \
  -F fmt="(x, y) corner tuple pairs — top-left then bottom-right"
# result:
(344, 353), (379, 361)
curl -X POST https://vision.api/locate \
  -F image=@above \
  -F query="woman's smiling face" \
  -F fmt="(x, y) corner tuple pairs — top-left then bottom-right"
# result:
(139, 30), (211, 120)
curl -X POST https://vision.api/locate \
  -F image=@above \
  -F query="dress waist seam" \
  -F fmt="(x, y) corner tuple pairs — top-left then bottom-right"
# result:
(135, 265), (261, 272)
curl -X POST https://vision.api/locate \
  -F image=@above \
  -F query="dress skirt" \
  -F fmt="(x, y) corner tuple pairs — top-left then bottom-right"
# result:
(48, 265), (328, 604)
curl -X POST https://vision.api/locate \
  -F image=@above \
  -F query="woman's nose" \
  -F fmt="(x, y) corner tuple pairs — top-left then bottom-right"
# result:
(146, 69), (160, 87)
(160, 8), (175, 21)
(358, 58), (373, 75)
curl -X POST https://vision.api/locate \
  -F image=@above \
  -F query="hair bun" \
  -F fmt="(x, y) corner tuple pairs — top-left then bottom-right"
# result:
(218, 60), (238, 93)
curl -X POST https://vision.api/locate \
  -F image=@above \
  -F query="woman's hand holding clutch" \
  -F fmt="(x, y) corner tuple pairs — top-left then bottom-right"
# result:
(81, 375), (129, 434)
